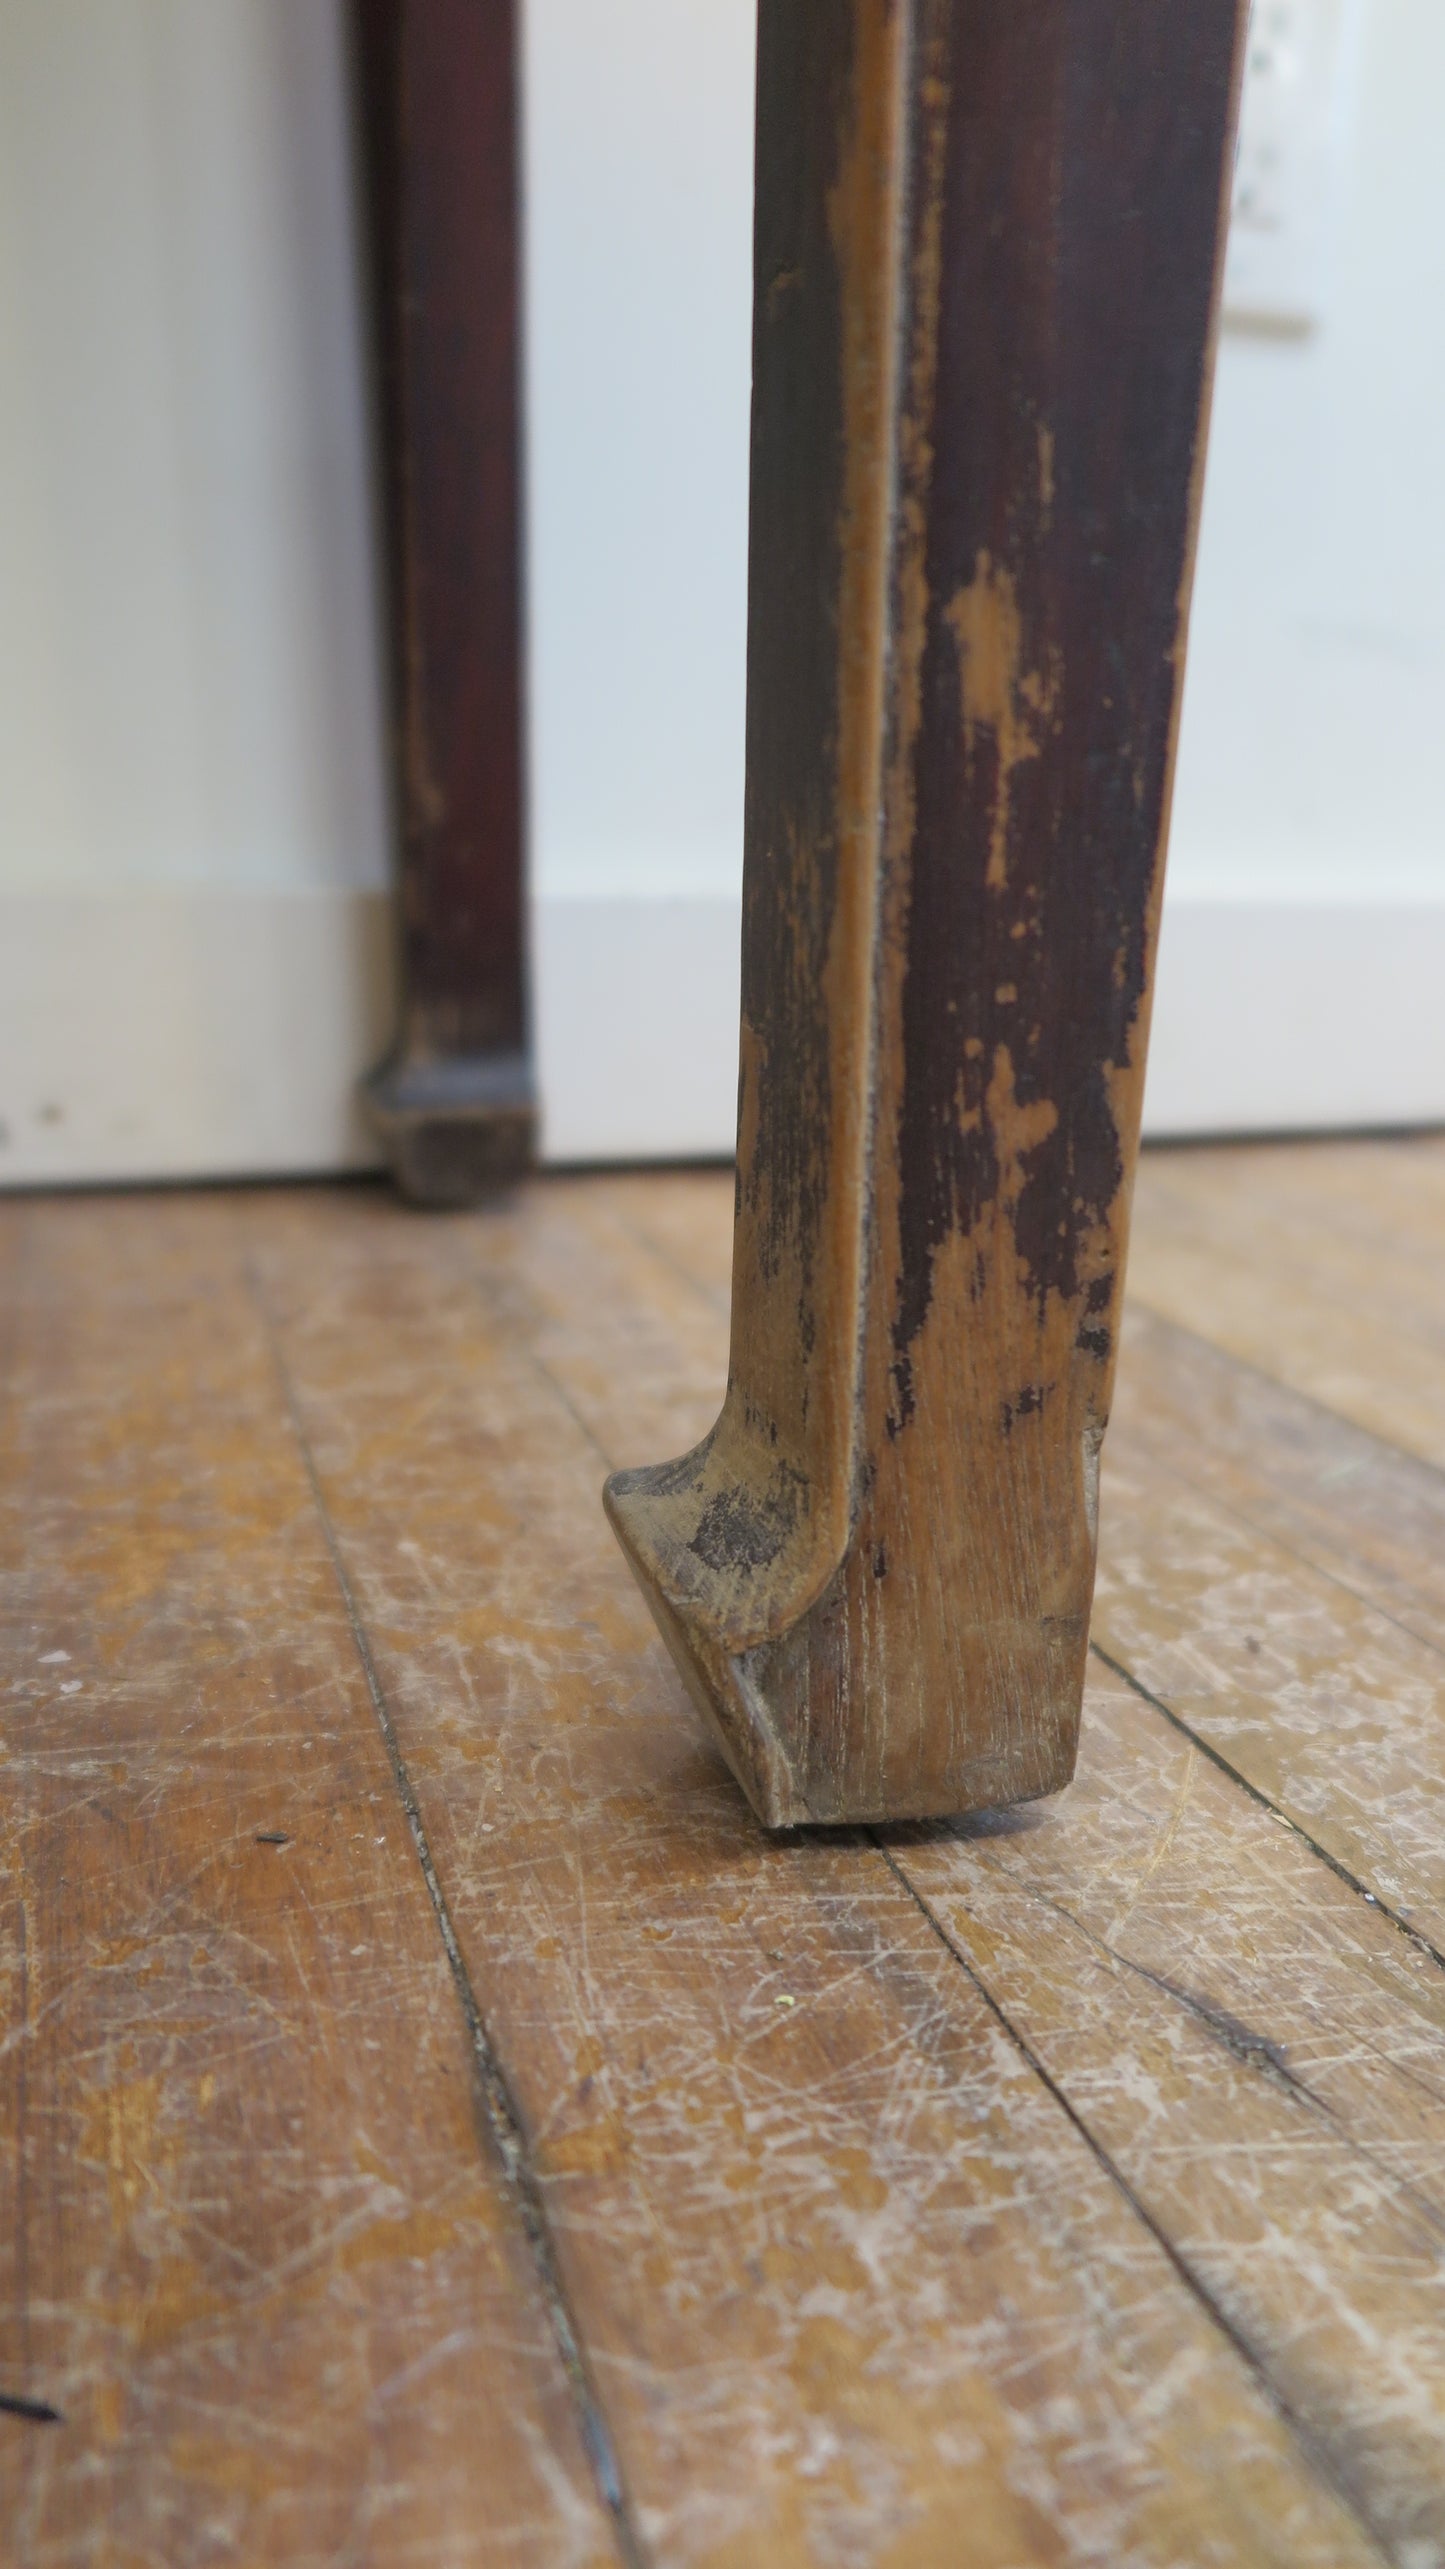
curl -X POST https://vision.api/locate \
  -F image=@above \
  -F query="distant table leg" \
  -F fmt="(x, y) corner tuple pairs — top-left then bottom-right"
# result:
(354, 0), (533, 1203)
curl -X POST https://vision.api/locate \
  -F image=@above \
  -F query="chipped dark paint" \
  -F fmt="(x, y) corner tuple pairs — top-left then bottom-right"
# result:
(888, 0), (1244, 1401)
(1001, 1384), (1051, 1438)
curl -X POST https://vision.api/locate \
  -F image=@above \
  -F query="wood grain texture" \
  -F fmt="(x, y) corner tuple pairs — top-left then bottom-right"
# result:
(606, 0), (1249, 1825)
(1089, 1435), (1445, 1948)
(0, 1196), (616, 2567)
(1125, 1144), (1445, 1471)
(896, 1662), (1445, 2568)
(352, 0), (534, 1200)
(531, 1156), (1445, 2562)
(1136, 1142), (1445, 1356)
(10, 1148), (1445, 2560)
(246, 1182), (1373, 2568)
(1112, 1303), (1445, 1664)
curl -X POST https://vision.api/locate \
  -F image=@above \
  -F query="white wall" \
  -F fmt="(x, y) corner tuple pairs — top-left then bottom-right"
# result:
(1, 0), (1440, 1179)
(525, 0), (1445, 918)
(528, 0), (1445, 1155)
(0, 0), (388, 899)
(522, 0), (755, 904)
(1172, 0), (1445, 901)
(0, 0), (392, 1180)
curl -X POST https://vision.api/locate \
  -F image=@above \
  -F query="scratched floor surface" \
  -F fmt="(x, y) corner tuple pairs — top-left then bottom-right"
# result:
(5, 1136), (1445, 2567)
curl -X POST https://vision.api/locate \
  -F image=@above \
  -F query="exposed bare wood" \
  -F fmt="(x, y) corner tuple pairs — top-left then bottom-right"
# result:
(897, 1662), (1445, 2568)
(0, 1195), (616, 2566)
(1126, 1150), (1445, 1469)
(511, 1157), (1445, 2560)
(11, 1146), (1445, 2557)
(1112, 1303), (1445, 1665)
(605, 0), (1249, 1825)
(1089, 1439), (1445, 1954)
(248, 1182), (1370, 2567)
(1142, 1139), (1445, 1310)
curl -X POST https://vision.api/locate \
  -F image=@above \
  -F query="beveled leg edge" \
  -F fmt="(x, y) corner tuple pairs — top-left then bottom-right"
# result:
(603, 1470), (811, 1830)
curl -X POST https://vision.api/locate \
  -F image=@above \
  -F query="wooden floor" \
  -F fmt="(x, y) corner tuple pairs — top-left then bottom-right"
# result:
(5, 1137), (1445, 2567)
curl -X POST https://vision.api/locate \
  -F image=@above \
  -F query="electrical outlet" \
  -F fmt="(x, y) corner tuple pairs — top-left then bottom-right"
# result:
(1224, 0), (1362, 327)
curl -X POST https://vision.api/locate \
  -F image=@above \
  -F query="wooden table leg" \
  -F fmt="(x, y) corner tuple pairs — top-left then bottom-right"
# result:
(607, 0), (1248, 1827)
(353, 0), (534, 1203)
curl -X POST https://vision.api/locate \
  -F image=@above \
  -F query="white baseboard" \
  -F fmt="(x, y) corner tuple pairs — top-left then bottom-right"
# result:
(538, 887), (1445, 1160)
(1145, 894), (1445, 1136)
(534, 892), (742, 1162)
(2, 884), (1439, 1186)
(0, 887), (394, 1185)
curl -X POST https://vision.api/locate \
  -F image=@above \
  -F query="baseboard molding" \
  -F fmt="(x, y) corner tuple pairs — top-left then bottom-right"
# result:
(538, 888), (1445, 1160)
(3, 884), (1439, 1185)
(0, 888), (395, 1185)
(0, 883), (739, 1184)
(1145, 894), (1445, 1136)
(534, 892), (743, 1162)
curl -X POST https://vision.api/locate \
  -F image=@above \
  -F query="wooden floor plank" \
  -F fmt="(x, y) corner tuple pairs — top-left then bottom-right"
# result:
(606, 1168), (737, 1265)
(509, 1167), (1445, 2561)
(247, 1185), (1380, 2567)
(1089, 1436), (1445, 1948)
(1134, 1148), (1445, 1373)
(1095, 1143), (1445, 1942)
(1112, 1308), (1445, 1667)
(1140, 1137), (1445, 1309)
(1125, 1154), (1445, 1473)
(0, 1196), (619, 2569)
(12, 1144), (1445, 2563)
(893, 1662), (1445, 2569)
(606, 1179), (733, 1323)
